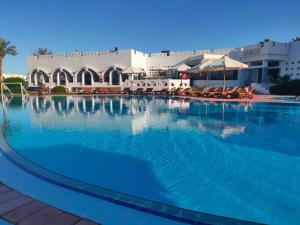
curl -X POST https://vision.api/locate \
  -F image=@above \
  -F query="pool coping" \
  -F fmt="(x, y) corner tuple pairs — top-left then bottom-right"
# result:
(20, 93), (300, 104)
(0, 105), (265, 225)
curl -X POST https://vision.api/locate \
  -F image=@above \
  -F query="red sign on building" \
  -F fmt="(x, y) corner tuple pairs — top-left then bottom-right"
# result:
(180, 72), (188, 79)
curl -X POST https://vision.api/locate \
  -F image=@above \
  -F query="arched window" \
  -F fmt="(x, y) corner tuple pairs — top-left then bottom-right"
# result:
(30, 69), (49, 85)
(77, 68), (99, 85)
(103, 67), (123, 85)
(111, 70), (120, 85)
(52, 69), (73, 86)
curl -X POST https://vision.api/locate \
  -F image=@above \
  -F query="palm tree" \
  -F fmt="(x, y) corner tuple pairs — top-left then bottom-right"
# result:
(33, 48), (53, 56)
(292, 36), (300, 42)
(0, 38), (17, 83)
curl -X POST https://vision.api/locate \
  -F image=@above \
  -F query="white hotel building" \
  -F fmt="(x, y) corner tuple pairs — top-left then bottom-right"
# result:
(27, 38), (300, 93)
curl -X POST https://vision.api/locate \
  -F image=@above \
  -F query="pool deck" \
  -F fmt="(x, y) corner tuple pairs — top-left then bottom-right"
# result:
(0, 182), (99, 225)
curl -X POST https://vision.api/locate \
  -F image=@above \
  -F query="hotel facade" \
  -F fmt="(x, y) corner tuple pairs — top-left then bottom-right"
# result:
(27, 39), (300, 93)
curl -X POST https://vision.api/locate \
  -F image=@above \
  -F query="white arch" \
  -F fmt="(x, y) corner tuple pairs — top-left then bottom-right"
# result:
(29, 68), (50, 86)
(52, 67), (74, 86)
(103, 65), (125, 86)
(76, 67), (100, 86)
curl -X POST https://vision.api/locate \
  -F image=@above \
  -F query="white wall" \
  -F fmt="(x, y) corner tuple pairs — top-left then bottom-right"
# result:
(27, 49), (132, 75)
(27, 39), (300, 89)
(122, 79), (190, 91)
(193, 80), (239, 88)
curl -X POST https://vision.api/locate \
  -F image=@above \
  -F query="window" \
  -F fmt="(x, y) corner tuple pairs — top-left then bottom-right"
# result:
(171, 83), (174, 86)
(142, 83), (145, 86)
(251, 61), (263, 66)
(297, 61), (300, 64)
(286, 68), (288, 71)
(268, 60), (279, 67)
(291, 68), (294, 70)
(286, 62), (289, 65)
(292, 61), (295, 64)
(207, 70), (238, 80)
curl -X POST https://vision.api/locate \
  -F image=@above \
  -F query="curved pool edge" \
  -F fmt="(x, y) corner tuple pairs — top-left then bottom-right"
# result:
(0, 127), (263, 225)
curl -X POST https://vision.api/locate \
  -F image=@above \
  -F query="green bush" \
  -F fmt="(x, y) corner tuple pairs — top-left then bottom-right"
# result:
(1, 77), (26, 94)
(269, 80), (300, 95)
(51, 86), (66, 94)
(4, 77), (25, 85)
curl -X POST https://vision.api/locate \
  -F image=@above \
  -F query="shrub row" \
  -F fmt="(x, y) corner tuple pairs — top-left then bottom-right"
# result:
(269, 80), (300, 95)
(1, 77), (26, 94)
(51, 86), (66, 94)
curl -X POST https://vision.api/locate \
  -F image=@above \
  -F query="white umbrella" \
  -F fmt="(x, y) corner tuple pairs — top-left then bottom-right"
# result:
(189, 59), (216, 73)
(151, 65), (168, 72)
(188, 59), (217, 87)
(172, 63), (190, 72)
(203, 56), (248, 90)
(122, 65), (144, 74)
(205, 56), (248, 71)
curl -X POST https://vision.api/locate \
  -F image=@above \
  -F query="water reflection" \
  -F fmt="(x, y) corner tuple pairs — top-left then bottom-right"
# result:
(3, 95), (300, 155)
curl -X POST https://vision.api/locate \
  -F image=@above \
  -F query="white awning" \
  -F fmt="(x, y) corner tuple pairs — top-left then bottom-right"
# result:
(122, 65), (144, 74)
(172, 63), (191, 72)
(188, 59), (217, 73)
(150, 65), (168, 71)
(204, 56), (248, 71)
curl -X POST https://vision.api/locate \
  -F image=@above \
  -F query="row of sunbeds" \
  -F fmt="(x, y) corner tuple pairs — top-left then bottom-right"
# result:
(75, 86), (254, 99)
(177, 87), (255, 99)
(31, 86), (254, 99)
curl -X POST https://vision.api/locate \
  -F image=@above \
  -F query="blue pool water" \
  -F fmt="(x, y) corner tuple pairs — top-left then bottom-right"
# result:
(1, 96), (300, 225)
(273, 96), (300, 101)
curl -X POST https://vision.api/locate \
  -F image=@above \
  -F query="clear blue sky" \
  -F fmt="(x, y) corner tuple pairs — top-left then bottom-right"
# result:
(1, 0), (300, 74)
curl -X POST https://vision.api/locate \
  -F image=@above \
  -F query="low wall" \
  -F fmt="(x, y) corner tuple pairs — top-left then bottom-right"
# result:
(193, 80), (239, 88)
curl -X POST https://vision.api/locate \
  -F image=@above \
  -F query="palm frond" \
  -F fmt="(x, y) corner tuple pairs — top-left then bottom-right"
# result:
(33, 47), (53, 56)
(0, 37), (18, 57)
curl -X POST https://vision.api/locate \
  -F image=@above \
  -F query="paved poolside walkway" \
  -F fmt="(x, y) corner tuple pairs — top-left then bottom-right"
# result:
(0, 182), (99, 225)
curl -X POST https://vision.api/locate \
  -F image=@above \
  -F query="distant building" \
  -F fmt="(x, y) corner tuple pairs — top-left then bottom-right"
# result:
(3, 73), (25, 79)
(27, 38), (300, 92)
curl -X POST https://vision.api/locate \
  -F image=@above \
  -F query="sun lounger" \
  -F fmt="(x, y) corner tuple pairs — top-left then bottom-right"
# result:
(201, 87), (217, 97)
(120, 87), (130, 94)
(206, 87), (223, 98)
(231, 86), (254, 99)
(154, 88), (169, 95)
(107, 87), (121, 94)
(132, 88), (143, 95)
(82, 87), (94, 94)
(178, 87), (192, 96)
(191, 87), (207, 97)
(220, 87), (238, 98)
(142, 88), (153, 95)
(168, 87), (183, 95)
(94, 87), (107, 94)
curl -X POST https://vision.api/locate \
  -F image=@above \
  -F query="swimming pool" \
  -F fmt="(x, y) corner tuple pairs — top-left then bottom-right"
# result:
(1, 96), (300, 225)
(272, 96), (300, 102)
